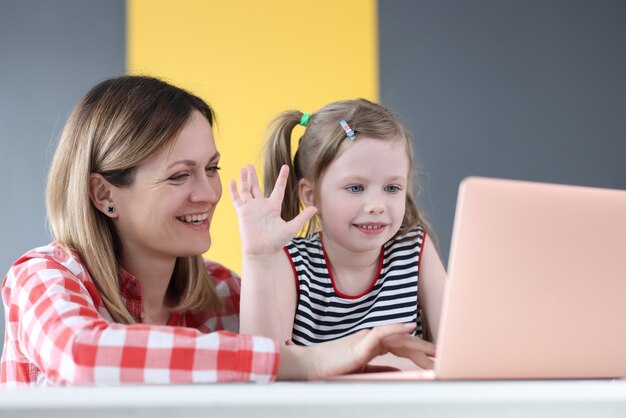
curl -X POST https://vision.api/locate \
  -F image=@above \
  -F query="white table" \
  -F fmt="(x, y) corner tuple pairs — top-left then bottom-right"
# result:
(1, 380), (625, 418)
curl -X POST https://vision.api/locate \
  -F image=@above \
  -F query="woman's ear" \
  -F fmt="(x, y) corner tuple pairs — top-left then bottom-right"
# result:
(298, 178), (316, 207)
(89, 173), (118, 218)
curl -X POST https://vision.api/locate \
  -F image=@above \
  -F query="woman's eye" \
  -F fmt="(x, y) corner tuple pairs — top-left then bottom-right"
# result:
(206, 165), (221, 175)
(347, 185), (364, 193)
(169, 172), (190, 181)
(385, 185), (401, 193)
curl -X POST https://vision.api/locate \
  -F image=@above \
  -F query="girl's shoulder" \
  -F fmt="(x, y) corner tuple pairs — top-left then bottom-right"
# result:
(287, 231), (322, 249)
(291, 231), (321, 244)
(393, 225), (425, 241)
(386, 226), (426, 249)
(287, 231), (323, 254)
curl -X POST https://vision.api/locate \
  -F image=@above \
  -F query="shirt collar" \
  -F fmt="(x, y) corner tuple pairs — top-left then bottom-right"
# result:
(118, 267), (144, 321)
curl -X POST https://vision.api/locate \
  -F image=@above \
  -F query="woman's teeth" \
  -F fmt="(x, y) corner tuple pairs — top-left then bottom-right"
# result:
(177, 213), (208, 223)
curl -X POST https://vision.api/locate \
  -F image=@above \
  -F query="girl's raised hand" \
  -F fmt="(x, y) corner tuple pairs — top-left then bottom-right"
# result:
(230, 164), (317, 255)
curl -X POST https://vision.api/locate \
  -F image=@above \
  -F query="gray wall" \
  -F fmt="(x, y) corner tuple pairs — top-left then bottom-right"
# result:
(379, 0), (626, 263)
(0, 0), (125, 348)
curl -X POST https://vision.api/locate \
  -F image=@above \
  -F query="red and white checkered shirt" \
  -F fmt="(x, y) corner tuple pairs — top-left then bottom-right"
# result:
(1, 243), (279, 387)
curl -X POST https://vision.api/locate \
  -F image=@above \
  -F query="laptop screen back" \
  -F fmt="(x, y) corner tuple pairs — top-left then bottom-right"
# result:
(436, 177), (626, 379)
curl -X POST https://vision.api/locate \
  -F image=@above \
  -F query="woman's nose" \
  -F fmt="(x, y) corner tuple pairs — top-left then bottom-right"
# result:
(190, 174), (222, 204)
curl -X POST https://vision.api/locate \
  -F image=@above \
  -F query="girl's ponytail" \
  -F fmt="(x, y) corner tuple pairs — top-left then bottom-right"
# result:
(263, 110), (303, 222)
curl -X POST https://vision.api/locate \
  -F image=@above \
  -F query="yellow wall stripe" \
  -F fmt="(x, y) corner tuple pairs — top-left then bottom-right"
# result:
(128, 0), (378, 272)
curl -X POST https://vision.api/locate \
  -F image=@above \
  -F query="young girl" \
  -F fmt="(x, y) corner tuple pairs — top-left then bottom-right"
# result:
(230, 99), (445, 369)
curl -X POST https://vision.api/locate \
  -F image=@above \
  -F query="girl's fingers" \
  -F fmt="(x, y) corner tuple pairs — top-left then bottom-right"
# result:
(236, 165), (263, 201)
(231, 165), (292, 224)
(369, 323), (416, 340)
(239, 167), (250, 202)
(389, 347), (435, 369)
(354, 323), (415, 354)
(383, 334), (436, 356)
(269, 165), (289, 203)
(380, 332), (436, 369)
(248, 164), (263, 199)
(229, 179), (242, 207)
(287, 206), (318, 235)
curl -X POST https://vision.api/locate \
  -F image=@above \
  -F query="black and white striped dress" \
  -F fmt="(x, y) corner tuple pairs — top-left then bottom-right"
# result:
(284, 227), (425, 346)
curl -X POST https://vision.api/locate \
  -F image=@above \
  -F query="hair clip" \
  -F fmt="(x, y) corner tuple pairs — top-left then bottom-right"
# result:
(339, 119), (356, 140)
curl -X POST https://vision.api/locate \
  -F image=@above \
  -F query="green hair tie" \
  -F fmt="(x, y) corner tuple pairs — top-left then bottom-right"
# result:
(299, 112), (311, 127)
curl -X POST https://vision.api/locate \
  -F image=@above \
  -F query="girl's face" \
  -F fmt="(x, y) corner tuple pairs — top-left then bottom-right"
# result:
(111, 110), (222, 263)
(312, 136), (409, 254)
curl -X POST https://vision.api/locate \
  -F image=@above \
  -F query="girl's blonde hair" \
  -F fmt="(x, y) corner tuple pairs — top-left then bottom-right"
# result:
(46, 75), (222, 324)
(264, 98), (427, 237)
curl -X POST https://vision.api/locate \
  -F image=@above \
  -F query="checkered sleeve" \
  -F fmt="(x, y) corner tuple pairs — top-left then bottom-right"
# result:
(204, 261), (242, 333)
(2, 255), (279, 386)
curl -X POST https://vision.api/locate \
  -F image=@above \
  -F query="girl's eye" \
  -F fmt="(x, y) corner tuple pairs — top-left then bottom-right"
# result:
(206, 165), (221, 175)
(385, 185), (401, 193)
(169, 172), (190, 181)
(347, 185), (364, 193)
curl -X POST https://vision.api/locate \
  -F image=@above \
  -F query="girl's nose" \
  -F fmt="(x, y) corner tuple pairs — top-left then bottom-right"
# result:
(364, 202), (385, 214)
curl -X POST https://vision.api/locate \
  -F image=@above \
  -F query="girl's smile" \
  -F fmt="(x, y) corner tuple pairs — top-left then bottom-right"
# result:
(352, 222), (389, 235)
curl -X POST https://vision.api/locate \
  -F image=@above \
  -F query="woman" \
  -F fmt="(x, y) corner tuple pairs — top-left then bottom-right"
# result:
(1, 76), (431, 386)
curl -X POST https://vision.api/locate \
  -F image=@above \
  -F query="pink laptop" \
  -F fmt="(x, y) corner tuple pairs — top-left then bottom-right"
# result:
(337, 176), (626, 380)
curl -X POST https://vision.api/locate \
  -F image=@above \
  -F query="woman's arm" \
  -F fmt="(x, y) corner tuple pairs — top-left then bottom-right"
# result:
(418, 234), (447, 343)
(2, 257), (279, 385)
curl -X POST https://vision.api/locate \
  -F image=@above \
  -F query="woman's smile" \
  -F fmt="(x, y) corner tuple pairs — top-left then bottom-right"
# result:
(176, 211), (210, 231)
(176, 212), (209, 223)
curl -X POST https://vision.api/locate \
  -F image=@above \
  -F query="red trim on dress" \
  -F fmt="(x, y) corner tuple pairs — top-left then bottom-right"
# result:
(320, 233), (385, 300)
(283, 246), (300, 297)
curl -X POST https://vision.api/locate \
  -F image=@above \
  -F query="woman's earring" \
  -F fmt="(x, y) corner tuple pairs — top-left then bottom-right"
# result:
(107, 206), (115, 214)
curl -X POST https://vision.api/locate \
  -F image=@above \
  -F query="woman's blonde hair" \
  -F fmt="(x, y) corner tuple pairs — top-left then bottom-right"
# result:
(46, 75), (222, 324)
(264, 98), (428, 237)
